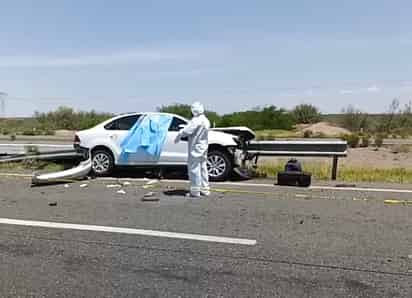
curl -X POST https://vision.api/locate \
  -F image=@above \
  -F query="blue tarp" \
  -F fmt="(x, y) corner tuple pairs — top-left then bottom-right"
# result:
(119, 114), (173, 163)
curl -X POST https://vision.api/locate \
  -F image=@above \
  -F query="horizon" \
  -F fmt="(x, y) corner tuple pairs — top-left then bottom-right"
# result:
(0, 1), (411, 116)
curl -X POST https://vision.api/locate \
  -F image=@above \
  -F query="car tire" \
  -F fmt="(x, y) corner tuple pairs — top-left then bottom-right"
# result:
(207, 150), (232, 182)
(91, 149), (114, 177)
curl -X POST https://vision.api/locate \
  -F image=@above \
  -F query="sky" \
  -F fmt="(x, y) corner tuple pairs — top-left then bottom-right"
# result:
(0, 0), (411, 116)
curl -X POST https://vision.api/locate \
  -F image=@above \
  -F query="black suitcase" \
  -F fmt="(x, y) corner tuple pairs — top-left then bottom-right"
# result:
(277, 171), (312, 187)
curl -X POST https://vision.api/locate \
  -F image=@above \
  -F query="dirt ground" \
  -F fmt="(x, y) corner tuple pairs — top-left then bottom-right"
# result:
(259, 147), (412, 169)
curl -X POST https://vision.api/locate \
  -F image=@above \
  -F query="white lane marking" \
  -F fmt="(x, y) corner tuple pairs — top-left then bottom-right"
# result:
(0, 144), (71, 147)
(0, 218), (257, 246)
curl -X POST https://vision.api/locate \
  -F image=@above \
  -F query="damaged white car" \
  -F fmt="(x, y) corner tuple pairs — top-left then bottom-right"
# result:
(74, 112), (255, 181)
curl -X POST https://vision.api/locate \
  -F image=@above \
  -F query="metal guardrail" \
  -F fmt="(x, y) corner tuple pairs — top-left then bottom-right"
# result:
(0, 150), (82, 163)
(246, 140), (348, 180)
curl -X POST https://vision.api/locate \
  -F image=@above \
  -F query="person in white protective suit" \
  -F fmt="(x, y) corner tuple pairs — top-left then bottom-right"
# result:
(175, 102), (211, 198)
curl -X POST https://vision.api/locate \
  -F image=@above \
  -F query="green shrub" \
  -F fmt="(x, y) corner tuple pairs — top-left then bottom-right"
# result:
(22, 130), (36, 136)
(374, 134), (384, 148)
(43, 130), (55, 136)
(303, 130), (313, 138)
(341, 133), (360, 148)
(292, 104), (321, 124)
(1, 128), (10, 135)
(360, 135), (370, 148)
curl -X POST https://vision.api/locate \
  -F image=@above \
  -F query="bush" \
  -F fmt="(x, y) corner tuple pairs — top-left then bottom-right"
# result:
(292, 104), (321, 124)
(22, 130), (36, 136)
(341, 105), (369, 132)
(43, 130), (55, 136)
(341, 133), (360, 148)
(35, 107), (113, 131)
(374, 134), (384, 148)
(303, 130), (313, 138)
(360, 135), (370, 148)
(1, 128), (10, 135)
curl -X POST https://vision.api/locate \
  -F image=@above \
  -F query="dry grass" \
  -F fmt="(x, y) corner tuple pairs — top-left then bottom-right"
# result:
(257, 161), (412, 184)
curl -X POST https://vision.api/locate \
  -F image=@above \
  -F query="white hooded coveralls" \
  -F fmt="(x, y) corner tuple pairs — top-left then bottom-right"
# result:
(176, 102), (211, 196)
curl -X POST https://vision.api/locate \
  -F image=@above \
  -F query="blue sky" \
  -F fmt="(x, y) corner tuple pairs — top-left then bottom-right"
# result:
(0, 0), (411, 116)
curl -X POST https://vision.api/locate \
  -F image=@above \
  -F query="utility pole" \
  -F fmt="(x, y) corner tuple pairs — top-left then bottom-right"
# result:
(0, 92), (6, 117)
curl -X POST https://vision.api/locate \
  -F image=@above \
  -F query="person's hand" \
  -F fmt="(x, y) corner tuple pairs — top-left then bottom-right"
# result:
(174, 133), (181, 144)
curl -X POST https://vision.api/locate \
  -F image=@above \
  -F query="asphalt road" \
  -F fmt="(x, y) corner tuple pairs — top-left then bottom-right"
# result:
(0, 176), (411, 297)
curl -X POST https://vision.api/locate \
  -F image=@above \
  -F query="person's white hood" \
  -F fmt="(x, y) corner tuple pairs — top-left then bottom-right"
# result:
(191, 102), (204, 117)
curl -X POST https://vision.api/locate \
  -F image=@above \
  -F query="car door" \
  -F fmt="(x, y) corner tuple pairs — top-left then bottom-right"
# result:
(104, 114), (142, 165)
(159, 116), (188, 164)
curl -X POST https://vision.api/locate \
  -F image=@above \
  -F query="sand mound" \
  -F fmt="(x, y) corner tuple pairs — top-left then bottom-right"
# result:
(299, 122), (350, 136)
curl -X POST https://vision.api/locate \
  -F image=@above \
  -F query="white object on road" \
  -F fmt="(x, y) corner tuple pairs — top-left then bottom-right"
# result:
(32, 159), (92, 185)
(117, 189), (126, 195)
(145, 179), (160, 185)
(123, 181), (131, 186)
(107, 184), (122, 188)
(0, 217), (257, 245)
(80, 183), (88, 188)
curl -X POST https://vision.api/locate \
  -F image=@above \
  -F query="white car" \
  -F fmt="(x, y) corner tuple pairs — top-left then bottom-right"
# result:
(74, 112), (255, 181)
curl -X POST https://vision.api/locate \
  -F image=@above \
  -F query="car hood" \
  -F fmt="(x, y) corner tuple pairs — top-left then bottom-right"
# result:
(210, 127), (255, 141)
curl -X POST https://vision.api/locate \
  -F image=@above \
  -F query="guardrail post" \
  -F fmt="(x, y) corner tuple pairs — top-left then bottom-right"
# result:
(332, 156), (338, 180)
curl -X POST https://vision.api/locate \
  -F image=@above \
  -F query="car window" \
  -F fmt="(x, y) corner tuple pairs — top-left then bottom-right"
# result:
(169, 117), (187, 132)
(105, 115), (141, 130)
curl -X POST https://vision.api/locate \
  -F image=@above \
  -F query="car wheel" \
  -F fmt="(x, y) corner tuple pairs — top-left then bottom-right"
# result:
(91, 149), (114, 176)
(207, 150), (232, 181)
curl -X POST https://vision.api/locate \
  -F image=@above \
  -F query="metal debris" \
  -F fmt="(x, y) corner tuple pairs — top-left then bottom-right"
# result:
(142, 192), (160, 202)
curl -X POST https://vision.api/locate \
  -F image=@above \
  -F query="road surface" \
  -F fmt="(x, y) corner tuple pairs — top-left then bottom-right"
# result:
(0, 176), (410, 297)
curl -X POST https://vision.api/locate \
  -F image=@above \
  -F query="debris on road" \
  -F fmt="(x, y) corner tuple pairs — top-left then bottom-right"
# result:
(116, 189), (126, 195)
(64, 184), (70, 188)
(48, 202), (57, 206)
(32, 159), (91, 185)
(107, 184), (122, 189)
(145, 179), (160, 185)
(122, 181), (131, 186)
(408, 254), (412, 260)
(141, 192), (160, 202)
(80, 183), (88, 188)
(143, 184), (156, 189)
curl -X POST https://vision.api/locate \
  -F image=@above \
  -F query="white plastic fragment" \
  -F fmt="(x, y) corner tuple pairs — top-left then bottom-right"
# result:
(80, 184), (88, 188)
(146, 179), (159, 185)
(107, 184), (122, 188)
(117, 189), (126, 195)
(123, 181), (131, 186)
